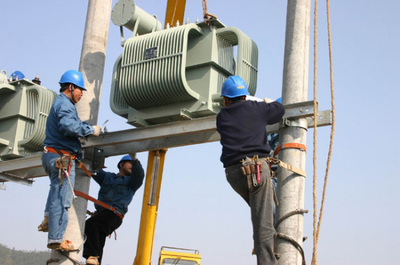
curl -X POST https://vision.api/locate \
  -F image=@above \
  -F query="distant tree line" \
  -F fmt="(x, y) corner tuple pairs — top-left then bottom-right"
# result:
(0, 244), (50, 265)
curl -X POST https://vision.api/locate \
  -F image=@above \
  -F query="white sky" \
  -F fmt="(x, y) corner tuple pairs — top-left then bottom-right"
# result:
(1, 1), (400, 265)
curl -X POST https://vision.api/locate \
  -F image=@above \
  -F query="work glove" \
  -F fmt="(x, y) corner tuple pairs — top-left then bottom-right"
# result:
(264, 97), (274, 103)
(92, 125), (101, 136)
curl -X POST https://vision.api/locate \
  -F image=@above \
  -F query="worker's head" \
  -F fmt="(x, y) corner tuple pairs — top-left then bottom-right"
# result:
(118, 155), (134, 176)
(59, 70), (86, 104)
(221, 75), (248, 107)
(10, 71), (25, 81)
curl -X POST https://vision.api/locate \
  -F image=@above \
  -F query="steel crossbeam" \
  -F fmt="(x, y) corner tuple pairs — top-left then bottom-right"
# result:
(0, 101), (331, 183)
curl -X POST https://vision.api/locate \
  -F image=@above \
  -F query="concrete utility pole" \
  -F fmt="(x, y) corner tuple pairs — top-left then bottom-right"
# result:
(48, 1), (112, 264)
(276, 0), (311, 265)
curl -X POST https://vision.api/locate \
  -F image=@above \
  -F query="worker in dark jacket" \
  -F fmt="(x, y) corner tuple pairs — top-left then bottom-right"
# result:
(83, 153), (145, 265)
(40, 70), (101, 251)
(216, 75), (285, 265)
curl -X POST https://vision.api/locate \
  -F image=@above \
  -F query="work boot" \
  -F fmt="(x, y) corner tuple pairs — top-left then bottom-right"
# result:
(38, 216), (48, 232)
(86, 256), (99, 265)
(47, 240), (77, 251)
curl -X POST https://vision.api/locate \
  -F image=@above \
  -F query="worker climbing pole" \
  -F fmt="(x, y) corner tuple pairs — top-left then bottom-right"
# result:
(0, 1), (334, 264)
(46, 1), (113, 265)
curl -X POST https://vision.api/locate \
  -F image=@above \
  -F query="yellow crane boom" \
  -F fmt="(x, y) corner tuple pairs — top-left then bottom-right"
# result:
(164, 0), (187, 28)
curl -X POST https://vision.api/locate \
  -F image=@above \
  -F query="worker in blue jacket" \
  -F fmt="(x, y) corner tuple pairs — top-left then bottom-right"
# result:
(83, 153), (145, 265)
(39, 70), (101, 251)
(216, 76), (285, 265)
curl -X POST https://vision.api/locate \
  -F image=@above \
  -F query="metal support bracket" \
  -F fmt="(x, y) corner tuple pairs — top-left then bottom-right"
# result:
(279, 100), (330, 131)
(283, 100), (316, 119)
(282, 117), (309, 130)
(83, 147), (105, 171)
(267, 107), (331, 133)
(0, 171), (33, 186)
(279, 101), (332, 130)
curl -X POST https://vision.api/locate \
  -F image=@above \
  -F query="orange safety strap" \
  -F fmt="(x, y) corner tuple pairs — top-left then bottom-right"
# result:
(45, 146), (76, 160)
(74, 190), (124, 219)
(273, 143), (307, 158)
(44, 146), (92, 178)
(44, 147), (92, 178)
(76, 160), (92, 178)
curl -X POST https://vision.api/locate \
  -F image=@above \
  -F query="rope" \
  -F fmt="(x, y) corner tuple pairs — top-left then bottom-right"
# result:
(311, 0), (319, 263)
(311, 0), (336, 264)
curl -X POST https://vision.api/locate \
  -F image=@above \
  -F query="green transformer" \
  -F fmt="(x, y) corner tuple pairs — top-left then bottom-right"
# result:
(110, 3), (258, 127)
(0, 77), (56, 160)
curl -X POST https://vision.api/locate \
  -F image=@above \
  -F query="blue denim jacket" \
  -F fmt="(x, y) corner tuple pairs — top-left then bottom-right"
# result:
(93, 160), (145, 215)
(43, 93), (94, 154)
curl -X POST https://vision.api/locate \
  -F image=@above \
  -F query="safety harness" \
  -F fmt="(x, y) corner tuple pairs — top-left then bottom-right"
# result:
(273, 142), (307, 159)
(44, 146), (77, 198)
(74, 190), (124, 219)
(44, 146), (122, 265)
(44, 146), (124, 219)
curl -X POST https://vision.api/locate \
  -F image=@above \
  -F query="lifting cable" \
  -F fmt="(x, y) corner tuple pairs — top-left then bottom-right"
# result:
(311, 0), (336, 264)
(202, 0), (217, 24)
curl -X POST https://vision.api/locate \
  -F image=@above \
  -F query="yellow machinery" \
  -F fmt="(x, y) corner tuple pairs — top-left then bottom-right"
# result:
(129, 1), (218, 264)
(164, 0), (186, 28)
(158, 246), (201, 265)
(131, 0), (199, 263)
(134, 149), (167, 265)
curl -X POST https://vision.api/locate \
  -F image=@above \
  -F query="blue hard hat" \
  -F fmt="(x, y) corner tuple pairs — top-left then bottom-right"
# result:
(59, 70), (86, 90)
(10, 71), (25, 81)
(221, 75), (249, 98)
(118, 155), (133, 169)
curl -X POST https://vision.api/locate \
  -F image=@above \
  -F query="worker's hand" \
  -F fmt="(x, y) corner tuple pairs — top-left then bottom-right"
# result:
(129, 152), (137, 160)
(264, 97), (274, 103)
(92, 125), (101, 136)
(246, 95), (263, 102)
